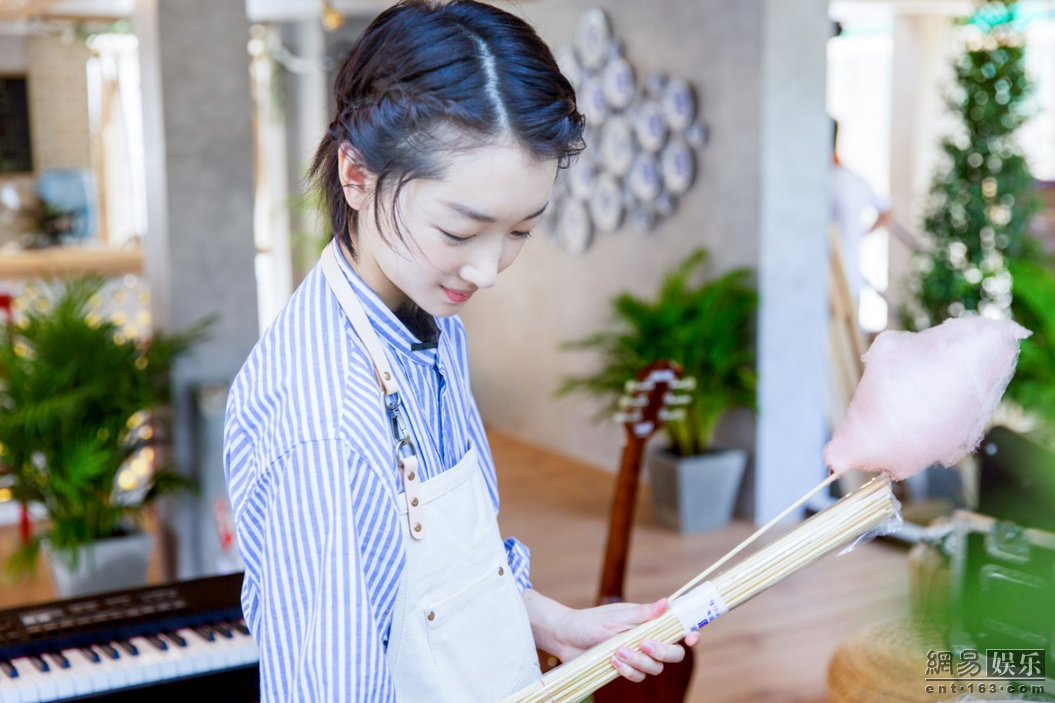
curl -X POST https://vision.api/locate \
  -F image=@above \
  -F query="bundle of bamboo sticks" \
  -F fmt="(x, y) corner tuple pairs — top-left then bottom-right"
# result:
(499, 477), (901, 703)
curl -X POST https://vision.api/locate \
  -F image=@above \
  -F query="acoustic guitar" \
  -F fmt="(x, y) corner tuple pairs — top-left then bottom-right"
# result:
(593, 360), (696, 702)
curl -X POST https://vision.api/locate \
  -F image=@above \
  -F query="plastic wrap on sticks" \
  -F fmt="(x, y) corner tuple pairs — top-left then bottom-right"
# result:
(838, 479), (903, 556)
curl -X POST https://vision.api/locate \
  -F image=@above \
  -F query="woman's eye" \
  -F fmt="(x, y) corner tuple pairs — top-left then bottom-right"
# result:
(512, 230), (533, 239)
(439, 229), (472, 244)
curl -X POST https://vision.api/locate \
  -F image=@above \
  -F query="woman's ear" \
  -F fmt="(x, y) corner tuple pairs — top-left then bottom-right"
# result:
(337, 142), (372, 211)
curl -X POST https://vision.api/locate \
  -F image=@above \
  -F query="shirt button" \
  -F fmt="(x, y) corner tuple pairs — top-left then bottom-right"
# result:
(411, 497), (419, 507)
(427, 611), (435, 622)
(413, 522), (422, 533)
(498, 567), (504, 576)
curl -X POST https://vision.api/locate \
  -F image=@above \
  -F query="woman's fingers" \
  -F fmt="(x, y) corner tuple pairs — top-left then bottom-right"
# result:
(612, 645), (663, 680)
(610, 638), (689, 681)
(641, 638), (685, 663)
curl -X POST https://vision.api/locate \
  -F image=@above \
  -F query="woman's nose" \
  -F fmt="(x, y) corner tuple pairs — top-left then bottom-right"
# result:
(459, 244), (502, 290)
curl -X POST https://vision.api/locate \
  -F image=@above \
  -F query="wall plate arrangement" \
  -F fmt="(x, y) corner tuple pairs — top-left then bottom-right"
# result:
(544, 8), (709, 255)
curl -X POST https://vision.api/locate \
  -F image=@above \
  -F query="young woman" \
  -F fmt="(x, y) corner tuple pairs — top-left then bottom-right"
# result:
(224, 2), (700, 700)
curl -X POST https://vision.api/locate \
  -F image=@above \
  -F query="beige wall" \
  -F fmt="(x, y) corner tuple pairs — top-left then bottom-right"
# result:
(460, 0), (832, 525)
(461, 0), (764, 472)
(25, 34), (92, 172)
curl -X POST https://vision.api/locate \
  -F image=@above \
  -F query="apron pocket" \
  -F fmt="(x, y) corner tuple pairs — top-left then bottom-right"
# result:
(425, 559), (538, 702)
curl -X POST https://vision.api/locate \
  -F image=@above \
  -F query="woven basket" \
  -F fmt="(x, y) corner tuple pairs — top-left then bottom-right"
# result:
(828, 619), (950, 703)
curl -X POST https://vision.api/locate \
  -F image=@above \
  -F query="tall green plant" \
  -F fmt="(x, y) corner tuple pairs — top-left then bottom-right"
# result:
(0, 277), (211, 576)
(903, 1), (1040, 329)
(559, 249), (757, 457)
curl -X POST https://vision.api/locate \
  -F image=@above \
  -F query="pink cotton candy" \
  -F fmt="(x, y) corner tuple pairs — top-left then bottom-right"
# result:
(824, 316), (1031, 480)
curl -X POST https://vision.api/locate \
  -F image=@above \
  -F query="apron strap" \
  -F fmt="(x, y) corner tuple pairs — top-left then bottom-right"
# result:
(321, 242), (400, 397)
(320, 242), (427, 540)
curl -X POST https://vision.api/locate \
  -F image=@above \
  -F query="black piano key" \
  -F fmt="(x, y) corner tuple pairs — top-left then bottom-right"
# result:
(229, 620), (251, 636)
(211, 622), (234, 639)
(80, 645), (102, 663)
(162, 631), (188, 648)
(48, 651), (71, 669)
(116, 639), (139, 656)
(29, 655), (49, 672)
(0, 660), (17, 678)
(192, 626), (216, 642)
(98, 642), (120, 659)
(145, 634), (169, 651)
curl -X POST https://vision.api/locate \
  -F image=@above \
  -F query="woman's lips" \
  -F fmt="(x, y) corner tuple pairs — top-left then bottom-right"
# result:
(442, 286), (474, 303)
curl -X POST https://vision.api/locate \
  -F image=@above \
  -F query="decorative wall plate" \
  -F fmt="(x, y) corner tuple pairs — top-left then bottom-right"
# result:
(631, 207), (656, 234)
(632, 100), (668, 153)
(558, 199), (593, 255)
(662, 77), (696, 132)
(685, 121), (709, 150)
(574, 8), (611, 71)
(548, 8), (707, 253)
(555, 46), (582, 91)
(568, 153), (598, 201)
(603, 56), (635, 109)
(589, 172), (624, 233)
(599, 116), (634, 176)
(628, 153), (662, 202)
(581, 75), (609, 126)
(660, 138), (696, 194)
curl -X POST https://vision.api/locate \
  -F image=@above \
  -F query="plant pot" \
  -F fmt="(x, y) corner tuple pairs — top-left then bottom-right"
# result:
(647, 447), (748, 533)
(45, 532), (153, 599)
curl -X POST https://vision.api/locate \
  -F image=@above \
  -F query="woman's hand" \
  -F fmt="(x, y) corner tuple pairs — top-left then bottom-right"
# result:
(522, 590), (701, 683)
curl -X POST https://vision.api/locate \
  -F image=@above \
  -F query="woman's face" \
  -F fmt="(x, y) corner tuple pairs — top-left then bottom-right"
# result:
(341, 140), (558, 317)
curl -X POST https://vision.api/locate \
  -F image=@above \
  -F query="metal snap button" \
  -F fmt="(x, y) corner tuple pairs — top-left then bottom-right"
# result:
(411, 497), (419, 507)
(413, 522), (422, 533)
(427, 611), (435, 621)
(498, 567), (504, 576)
(407, 471), (416, 481)
(383, 372), (392, 381)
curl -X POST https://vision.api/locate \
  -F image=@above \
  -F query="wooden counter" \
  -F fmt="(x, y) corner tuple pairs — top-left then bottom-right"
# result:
(0, 246), (144, 280)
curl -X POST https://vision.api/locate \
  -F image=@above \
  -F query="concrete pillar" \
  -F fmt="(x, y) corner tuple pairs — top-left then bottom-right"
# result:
(135, 0), (258, 578)
(751, 0), (832, 523)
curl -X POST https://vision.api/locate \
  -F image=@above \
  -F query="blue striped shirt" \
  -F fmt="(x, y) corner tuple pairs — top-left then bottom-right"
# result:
(223, 251), (532, 702)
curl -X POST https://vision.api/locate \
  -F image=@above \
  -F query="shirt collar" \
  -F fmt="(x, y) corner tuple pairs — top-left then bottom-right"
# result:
(330, 242), (441, 366)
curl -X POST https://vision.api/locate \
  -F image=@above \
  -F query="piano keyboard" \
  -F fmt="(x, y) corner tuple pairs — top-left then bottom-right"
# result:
(0, 573), (259, 702)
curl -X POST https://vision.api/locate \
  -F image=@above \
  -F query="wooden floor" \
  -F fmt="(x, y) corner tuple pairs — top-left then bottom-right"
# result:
(0, 429), (912, 703)
(490, 431), (912, 703)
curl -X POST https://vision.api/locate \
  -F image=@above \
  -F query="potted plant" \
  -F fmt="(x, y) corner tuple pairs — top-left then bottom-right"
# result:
(0, 276), (210, 596)
(560, 249), (757, 532)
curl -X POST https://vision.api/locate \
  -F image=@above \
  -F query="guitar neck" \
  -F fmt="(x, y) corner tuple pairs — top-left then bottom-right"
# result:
(598, 435), (647, 605)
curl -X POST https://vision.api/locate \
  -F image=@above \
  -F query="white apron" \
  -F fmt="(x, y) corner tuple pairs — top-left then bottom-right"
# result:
(321, 243), (541, 702)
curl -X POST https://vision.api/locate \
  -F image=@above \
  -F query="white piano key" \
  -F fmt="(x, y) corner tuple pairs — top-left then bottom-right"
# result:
(0, 659), (29, 703)
(55, 652), (90, 698)
(124, 638), (164, 684)
(226, 630), (261, 667)
(65, 649), (110, 696)
(32, 660), (74, 702)
(171, 629), (216, 676)
(87, 641), (139, 691)
(6, 654), (60, 700)
(139, 636), (180, 682)
(18, 658), (61, 703)
(106, 642), (144, 688)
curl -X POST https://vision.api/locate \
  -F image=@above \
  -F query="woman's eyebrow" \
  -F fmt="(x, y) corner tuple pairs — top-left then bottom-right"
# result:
(440, 200), (548, 223)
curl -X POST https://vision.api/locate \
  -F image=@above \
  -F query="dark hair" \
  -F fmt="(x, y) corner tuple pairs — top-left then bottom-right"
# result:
(310, 0), (585, 255)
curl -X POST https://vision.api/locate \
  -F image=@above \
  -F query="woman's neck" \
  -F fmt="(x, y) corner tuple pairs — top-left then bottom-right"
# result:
(337, 238), (408, 312)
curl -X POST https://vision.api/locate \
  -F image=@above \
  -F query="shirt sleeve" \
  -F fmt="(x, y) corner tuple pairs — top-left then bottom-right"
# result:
(503, 537), (533, 592)
(236, 439), (396, 703)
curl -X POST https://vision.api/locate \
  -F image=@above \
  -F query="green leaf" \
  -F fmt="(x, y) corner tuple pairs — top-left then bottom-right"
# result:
(559, 249), (757, 455)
